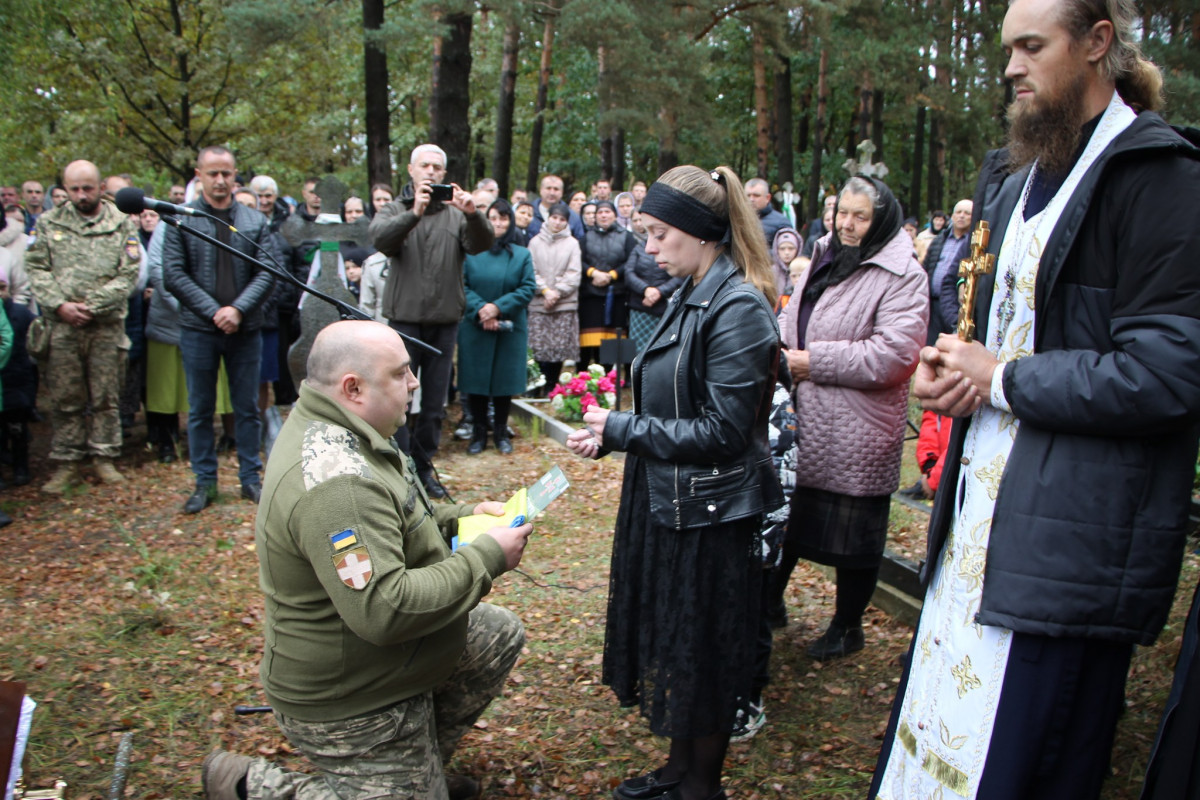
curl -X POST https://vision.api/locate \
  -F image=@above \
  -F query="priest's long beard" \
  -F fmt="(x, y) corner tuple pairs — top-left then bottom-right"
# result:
(1006, 71), (1089, 176)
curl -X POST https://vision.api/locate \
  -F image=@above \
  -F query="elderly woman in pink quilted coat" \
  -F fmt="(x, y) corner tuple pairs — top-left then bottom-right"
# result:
(767, 176), (928, 661)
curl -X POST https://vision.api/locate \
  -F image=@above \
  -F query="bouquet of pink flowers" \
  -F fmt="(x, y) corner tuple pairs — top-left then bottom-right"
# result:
(547, 364), (624, 422)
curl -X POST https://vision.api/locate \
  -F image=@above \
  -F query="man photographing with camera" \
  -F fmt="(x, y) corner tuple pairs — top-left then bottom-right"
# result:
(368, 143), (493, 498)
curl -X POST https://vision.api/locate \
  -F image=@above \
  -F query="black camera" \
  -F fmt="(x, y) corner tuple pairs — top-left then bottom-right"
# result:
(429, 184), (454, 202)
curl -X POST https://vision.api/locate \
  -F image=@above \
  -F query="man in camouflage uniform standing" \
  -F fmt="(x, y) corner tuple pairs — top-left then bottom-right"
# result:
(26, 159), (140, 493)
(201, 321), (531, 800)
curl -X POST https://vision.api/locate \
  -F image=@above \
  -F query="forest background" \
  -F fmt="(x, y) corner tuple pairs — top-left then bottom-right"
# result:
(1, 0), (1198, 223)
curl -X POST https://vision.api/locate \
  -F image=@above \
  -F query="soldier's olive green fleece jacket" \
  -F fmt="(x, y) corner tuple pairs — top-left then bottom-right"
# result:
(256, 383), (508, 721)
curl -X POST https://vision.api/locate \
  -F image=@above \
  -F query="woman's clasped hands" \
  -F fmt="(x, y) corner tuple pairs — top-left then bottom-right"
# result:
(565, 404), (610, 459)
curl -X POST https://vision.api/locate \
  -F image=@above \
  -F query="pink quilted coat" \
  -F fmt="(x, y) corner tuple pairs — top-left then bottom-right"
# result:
(778, 228), (929, 497)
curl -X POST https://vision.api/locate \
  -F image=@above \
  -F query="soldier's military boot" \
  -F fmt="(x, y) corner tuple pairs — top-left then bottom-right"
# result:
(94, 458), (127, 484)
(42, 463), (80, 495)
(201, 750), (252, 800)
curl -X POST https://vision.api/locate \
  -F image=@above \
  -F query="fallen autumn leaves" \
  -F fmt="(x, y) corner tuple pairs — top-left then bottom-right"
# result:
(1, 410), (1195, 798)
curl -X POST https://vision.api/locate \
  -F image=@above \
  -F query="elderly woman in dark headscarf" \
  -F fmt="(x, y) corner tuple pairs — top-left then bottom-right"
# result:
(767, 176), (929, 660)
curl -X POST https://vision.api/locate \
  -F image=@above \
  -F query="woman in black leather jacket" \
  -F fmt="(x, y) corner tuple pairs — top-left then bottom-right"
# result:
(567, 166), (780, 800)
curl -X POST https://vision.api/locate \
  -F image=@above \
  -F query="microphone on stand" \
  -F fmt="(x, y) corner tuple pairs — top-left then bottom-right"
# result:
(124, 185), (442, 357)
(116, 185), (292, 276)
(114, 187), (199, 217)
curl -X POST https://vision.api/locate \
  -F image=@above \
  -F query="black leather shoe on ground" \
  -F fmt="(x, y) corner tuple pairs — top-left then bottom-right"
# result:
(806, 622), (865, 661)
(495, 437), (513, 455)
(420, 470), (448, 499)
(613, 768), (680, 800)
(662, 790), (727, 800)
(184, 485), (217, 514)
(241, 481), (262, 503)
(446, 774), (481, 800)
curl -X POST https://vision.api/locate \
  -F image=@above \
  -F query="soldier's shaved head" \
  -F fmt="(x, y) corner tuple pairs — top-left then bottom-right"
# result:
(308, 321), (419, 436)
(63, 160), (103, 216)
(64, 160), (101, 185)
(309, 321), (392, 388)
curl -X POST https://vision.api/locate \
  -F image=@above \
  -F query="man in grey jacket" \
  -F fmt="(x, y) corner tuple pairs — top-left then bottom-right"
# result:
(163, 146), (276, 514)
(368, 143), (492, 498)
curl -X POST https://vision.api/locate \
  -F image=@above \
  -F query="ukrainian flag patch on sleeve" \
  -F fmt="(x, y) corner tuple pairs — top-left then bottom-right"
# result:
(330, 529), (358, 551)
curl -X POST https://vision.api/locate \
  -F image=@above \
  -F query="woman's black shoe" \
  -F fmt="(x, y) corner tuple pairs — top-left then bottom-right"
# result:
(467, 425), (488, 455)
(806, 620), (865, 661)
(495, 437), (513, 455)
(613, 768), (680, 800)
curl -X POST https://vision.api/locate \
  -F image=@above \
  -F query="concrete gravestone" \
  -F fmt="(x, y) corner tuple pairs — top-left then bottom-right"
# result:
(280, 175), (370, 384)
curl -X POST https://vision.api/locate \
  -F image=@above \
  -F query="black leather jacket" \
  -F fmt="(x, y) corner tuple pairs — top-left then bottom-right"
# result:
(605, 254), (782, 530)
(162, 197), (277, 333)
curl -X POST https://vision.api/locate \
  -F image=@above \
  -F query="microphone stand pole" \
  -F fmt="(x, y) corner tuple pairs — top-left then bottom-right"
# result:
(158, 214), (441, 357)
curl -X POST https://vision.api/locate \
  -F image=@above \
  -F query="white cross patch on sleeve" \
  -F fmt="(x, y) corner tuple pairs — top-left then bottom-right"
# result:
(334, 547), (373, 590)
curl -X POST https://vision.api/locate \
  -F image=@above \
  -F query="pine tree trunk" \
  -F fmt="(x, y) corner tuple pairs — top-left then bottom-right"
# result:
(797, 83), (811, 154)
(526, 3), (558, 193)
(362, 0), (391, 190)
(491, 19), (520, 199)
(927, 111), (942, 212)
(774, 54), (794, 186)
(858, 85), (871, 148)
(807, 48), (827, 221)
(657, 106), (679, 175)
(598, 46), (614, 182)
(429, 12), (473, 185)
(752, 30), (771, 179)
(612, 128), (625, 189)
(910, 99), (925, 219)
(872, 88), (885, 161)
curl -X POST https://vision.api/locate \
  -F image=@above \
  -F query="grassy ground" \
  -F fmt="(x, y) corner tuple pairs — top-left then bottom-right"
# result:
(1, 406), (1195, 798)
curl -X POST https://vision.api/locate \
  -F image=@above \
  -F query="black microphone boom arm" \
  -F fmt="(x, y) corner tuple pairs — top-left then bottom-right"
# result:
(157, 214), (441, 356)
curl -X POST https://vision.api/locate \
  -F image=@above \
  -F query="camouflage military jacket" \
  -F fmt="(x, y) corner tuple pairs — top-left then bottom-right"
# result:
(256, 384), (508, 721)
(25, 198), (141, 322)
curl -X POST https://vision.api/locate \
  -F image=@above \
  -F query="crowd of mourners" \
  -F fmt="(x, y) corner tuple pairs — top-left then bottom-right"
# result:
(0, 156), (898, 512)
(0, 164), (941, 522)
(11, 4), (1200, 798)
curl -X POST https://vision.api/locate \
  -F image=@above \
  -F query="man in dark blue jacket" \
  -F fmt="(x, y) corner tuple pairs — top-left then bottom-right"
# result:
(163, 146), (276, 514)
(526, 174), (585, 241)
(745, 178), (789, 247)
(872, 1), (1200, 798)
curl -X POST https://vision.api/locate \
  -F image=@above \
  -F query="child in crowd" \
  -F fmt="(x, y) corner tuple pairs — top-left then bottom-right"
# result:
(340, 245), (367, 303)
(732, 359), (799, 740)
(776, 255), (811, 312)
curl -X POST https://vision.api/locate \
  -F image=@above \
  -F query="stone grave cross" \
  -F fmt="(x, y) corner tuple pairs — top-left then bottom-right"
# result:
(842, 139), (890, 179)
(279, 175), (370, 384)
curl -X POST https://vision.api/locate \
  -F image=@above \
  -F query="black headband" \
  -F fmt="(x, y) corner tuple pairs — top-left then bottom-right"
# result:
(639, 181), (728, 242)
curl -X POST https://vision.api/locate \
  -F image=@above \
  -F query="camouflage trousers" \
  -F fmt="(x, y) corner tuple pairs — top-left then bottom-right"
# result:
(247, 603), (525, 799)
(45, 320), (128, 461)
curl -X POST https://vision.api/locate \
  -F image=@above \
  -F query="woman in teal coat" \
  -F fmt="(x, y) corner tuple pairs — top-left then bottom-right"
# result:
(458, 199), (537, 454)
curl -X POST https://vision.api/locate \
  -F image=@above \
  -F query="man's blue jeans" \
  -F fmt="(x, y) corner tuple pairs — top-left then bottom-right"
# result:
(179, 327), (263, 487)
